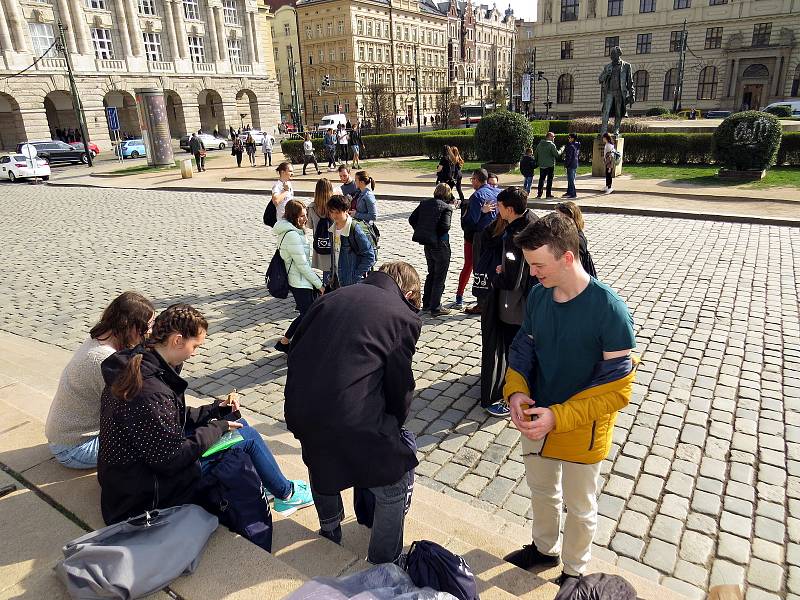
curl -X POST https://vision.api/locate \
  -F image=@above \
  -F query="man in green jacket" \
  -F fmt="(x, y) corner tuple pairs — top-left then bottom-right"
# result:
(534, 132), (560, 199)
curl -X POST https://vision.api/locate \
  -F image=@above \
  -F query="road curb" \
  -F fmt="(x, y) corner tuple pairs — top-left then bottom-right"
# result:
(45, 181), (800, 227)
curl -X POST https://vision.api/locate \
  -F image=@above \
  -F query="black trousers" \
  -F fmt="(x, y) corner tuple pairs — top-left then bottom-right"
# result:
(605, 168), (613, 188)
(303, 154), (320, 174)
(337, 143), (349, 162)
(193, 151), (204, 171)
(422, 240), (451, 311)
(537, 167), (554, 197)
(285, 287), (318, 339)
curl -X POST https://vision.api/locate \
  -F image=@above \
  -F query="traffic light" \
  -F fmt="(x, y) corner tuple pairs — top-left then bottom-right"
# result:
(322, 74), (331, 87)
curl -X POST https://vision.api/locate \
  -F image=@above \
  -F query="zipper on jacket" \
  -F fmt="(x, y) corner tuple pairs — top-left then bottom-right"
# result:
(152, 474), (160, 510)
(588, 421), (597, 451)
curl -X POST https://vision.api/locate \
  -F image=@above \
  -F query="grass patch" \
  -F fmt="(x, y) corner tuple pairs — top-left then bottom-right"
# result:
(370, 158), (517, 174)
(556, 164), (800, 188)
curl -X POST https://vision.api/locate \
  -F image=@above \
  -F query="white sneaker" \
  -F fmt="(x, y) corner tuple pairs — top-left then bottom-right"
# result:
(605, 187), (613, 195)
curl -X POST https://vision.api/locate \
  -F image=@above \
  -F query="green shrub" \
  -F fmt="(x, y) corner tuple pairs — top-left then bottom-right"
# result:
(474, 111), (533, 163)
(548, 120), (571, 134)
(280, 139), (324, 163)
(424, 128), (475, 137)
(645, 107), (670, 116)
(281, 133), (430, 162)
(777, 132), (800, 165)
(713, 110), (782, 171)
(530, 120), (549, 136)
(764, 104), (793, 118)
(567, 117), (649, 134)
(423, 134), (477, 160)
(621, 133), (714, 164)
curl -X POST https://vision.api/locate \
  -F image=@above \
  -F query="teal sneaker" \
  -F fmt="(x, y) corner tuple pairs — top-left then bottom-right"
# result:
(273, 480), (314, 516)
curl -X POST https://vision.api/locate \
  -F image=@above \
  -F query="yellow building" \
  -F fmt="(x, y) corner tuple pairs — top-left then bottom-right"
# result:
(522, 0), (800, 116)
(269, 1), (305, 125)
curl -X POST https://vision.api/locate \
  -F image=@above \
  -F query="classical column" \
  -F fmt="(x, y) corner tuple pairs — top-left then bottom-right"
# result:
(248, 11), (259, 63)
(243, 10), (254, 64)
(4, 0), (31, 52)
(161, 0), (179, 60)
(66, 0), (92, 55)
(205, 1), (219, 62)
(172, 0), (189, 59)
(0, 0), (14, 52)
(112, 0), (132, 56)
(122, 0), (144, 55)
(213, 6), (227, 60)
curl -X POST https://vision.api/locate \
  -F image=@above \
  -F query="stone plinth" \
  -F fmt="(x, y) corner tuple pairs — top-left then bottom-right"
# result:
(592, 136), (624, 177)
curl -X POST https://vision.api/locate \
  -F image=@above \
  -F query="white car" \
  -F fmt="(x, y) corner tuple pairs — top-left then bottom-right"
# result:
(239, 129), (266, 144)
(0, 153), (51, 182)
(198, 133), (228, 150)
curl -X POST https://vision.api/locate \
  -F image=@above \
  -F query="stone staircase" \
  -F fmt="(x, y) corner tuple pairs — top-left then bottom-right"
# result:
(0, 331), (691, 600)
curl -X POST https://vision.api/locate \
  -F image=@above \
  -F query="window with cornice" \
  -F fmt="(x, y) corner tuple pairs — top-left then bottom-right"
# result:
(183, 0), (199, 21)
(222, 0), (238, 25)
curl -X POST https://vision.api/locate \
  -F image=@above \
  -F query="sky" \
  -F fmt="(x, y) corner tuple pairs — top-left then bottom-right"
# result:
(506, 0), (536, 22)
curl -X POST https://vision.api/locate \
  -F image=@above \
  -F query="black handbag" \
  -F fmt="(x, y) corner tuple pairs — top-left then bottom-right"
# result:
(263, 201), (277, 227)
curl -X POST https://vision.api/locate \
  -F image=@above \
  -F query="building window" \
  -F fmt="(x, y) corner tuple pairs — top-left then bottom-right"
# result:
(639, 0), (655, 10)
(561, 0), (579, 21)
(793, 64), (800, 96)
(634, 69), (649, 101)
(674, 0), (690, 8)
(28, 22), (55, 57)
(222, 0), (238, 25)
(340, 48), (346, 61)
(316, 24), (322, 37)
(228, 38), (241, 63)
(318, 49), (323, 62)
(330, 48), (335, 61)
(138, 0), (156, 15)
(367, 21), (372, 36)
(705, 27), (722, 49)
(561, 40), (573, 59)
(358, 45), (364, 61)
(283, 24), (290, 36)
(327, 23), (333, 36)
(697, 66), (718, 99)
(357, 20), (363, 35)
(143, 32), (163, 61)
(183, 0), (199, 20)
(91, 28), (113, 59)
(604, 36), (619, 56)
(663, 68), (677, 101)
(752, 23), (771, 47)
(669, 30), (685, 52)
(368, 47), (373, 61)
(636, 33), (651, 54)
(557, 73), (574, 103)
(708, 0), (726, 5)
(338, 21), (344, 34)
(86, 0), (106, 9)
(188, 35), (205, 63)
(607, 0), (623, 16)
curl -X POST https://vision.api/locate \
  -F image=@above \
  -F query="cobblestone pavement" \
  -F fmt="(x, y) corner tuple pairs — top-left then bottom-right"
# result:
(1, 185), (799, 599)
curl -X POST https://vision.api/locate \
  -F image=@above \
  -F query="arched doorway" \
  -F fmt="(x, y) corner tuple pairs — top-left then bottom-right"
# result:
(103, 91), (141, 139)
(0, 93), (25, 150)
(235, 89), (260, 130)
(198, 89), (225, 134)
(164, 90), (187, 138)
(740, 63), (770, 110)
(44, 90), (78, 140)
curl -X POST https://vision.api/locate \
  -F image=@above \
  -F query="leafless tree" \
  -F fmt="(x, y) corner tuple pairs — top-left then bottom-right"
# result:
(364, 84), (396, 134)
(435, 86), (463, 130)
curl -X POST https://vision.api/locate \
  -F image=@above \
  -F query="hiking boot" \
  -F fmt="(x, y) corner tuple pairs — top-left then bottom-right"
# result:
(431, 307), (451, 317)
(485, 402), (510, 418)
(319, 525), (342, 545)
(555, 572), (581, 586)
(274, 480), (314, 516)
(503, 544), (560, 570)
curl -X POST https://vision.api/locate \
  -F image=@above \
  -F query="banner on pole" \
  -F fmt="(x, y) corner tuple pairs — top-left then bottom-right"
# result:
(521, 74), (532, 102)
(106, 107), (120, 131)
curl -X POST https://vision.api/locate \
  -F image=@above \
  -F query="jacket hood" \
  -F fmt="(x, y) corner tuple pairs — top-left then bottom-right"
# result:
(101, 346), (186, 393)
(273, 219), (303, 236)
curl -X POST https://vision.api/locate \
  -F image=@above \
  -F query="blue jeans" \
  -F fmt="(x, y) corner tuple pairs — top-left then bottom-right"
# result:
(522, 175), (533, 193)
(311, 471), (409, 564)
(566, 168), (577, 197)
(200, 419), (292, 499)
(49, 437), (99, 469)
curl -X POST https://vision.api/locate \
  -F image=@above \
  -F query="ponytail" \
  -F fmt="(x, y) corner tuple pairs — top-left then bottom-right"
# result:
(369, 177), (375, 191)
(355, 170), (375, 191)
(111, 352), (144, 401)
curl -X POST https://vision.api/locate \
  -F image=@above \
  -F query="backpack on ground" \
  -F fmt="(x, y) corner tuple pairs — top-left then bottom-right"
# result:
(313, 217), (332, 255)
(263, 201), (277, 227)
(265, 234), (292, 299)
(403, 540), (479, 600)
(196, 446), (273, 553)
(554, 572), (637, 600)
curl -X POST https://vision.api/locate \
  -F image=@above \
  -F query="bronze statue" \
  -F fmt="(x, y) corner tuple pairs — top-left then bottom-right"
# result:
(599, 46), (634, 136)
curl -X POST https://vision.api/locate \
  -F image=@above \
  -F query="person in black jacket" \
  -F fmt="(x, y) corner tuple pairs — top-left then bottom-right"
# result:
(284, 263), (422, 565)
(435, 145), (455, 187)
(519, 147), (535, 194)
(98, 303), (313, 525)
(409, 183), (454, 317)
(482, 187), (539, 418)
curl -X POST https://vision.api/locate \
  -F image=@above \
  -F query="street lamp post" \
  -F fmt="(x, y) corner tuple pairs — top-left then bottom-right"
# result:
(412, 46), (421, 133)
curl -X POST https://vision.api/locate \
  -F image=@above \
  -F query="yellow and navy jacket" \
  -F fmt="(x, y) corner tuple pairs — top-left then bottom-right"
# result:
(504, 353), (638, 464)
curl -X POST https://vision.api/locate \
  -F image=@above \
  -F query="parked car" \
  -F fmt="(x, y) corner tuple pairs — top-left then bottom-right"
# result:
(115, 139), (147, 159)
(763, 100), (800, 116)
(15, 140), (88, 165)
(239, 129), (266, 144)
(68, 141), (100, 156)
(179, 133), (228, 152)
(0, 153), (51, 182)
(704, 110), (732, 119)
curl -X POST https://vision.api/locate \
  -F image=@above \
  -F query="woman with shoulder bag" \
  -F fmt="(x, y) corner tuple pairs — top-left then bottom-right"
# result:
(435, 145), (455, 188)
(244, 133), (257, 167)
(231, 136), (244, 167)
(273, 200), (325, 353)
(307, 178), (333, 286)
(451, 146), (466, 203)
(98, 304), (314, 525)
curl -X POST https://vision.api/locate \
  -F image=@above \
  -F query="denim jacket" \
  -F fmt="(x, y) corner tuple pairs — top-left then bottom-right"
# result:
(328, 217), (376, 286)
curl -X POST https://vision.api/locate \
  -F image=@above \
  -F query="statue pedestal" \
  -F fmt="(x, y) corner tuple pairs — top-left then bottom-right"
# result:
(592, 136), (624, 177)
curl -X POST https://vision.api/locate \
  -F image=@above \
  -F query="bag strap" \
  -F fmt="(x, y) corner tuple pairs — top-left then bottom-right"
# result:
(278, 232), (294, 275)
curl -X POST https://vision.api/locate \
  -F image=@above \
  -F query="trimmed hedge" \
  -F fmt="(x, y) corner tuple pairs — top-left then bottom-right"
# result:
(777, 132), (800, 165)
(475, 111), (533, 163)
(530, 120), (549, 136)
(764, 105), (793, 118)
(645, 107), (670, 116)
(424, 134), (476, 160)
(713, 111), (782, 171)
(548, 120), (571, 134)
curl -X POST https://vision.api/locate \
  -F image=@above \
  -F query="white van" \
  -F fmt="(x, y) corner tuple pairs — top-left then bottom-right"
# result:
(318, 113), (348, 131)
(763, 100), (800, 116)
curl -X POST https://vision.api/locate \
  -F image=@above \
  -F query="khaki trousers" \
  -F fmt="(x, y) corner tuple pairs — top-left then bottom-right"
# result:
(521, 436), (602, 576)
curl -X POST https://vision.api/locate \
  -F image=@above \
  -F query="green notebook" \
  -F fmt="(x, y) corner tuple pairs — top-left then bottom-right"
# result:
(201, 431), (245, 458)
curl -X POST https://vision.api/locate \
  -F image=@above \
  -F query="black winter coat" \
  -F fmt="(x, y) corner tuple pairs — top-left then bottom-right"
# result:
(98, 348), (231, 525)
(519, 154), (536, 177)
(284, 271), (422, 494)
(409, 197), (453, 245)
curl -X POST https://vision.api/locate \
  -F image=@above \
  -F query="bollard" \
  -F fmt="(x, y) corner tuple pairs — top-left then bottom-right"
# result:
(180, 158), (193, 179)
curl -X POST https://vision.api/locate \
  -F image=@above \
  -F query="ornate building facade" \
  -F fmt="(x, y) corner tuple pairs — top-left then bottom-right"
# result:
(269, 0), (304, 125)
(0, 0), (279, 150)
(523, 0), (800, 116)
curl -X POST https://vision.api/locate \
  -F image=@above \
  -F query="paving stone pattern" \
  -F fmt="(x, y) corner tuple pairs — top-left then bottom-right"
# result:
(1, 186), (799, 598)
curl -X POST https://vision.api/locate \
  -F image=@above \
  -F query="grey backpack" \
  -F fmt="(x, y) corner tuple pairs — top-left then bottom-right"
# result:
(54, 504), (218, 599)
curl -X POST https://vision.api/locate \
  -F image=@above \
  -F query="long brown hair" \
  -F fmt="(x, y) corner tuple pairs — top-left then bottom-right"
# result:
(451, 146), (465, 167)
(312, 178), (332, 218)
(355, 170), (375, 190)
(111, 304), (208, 401)
(90, 291), (154, 349)
(556, 200), (585, 231)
